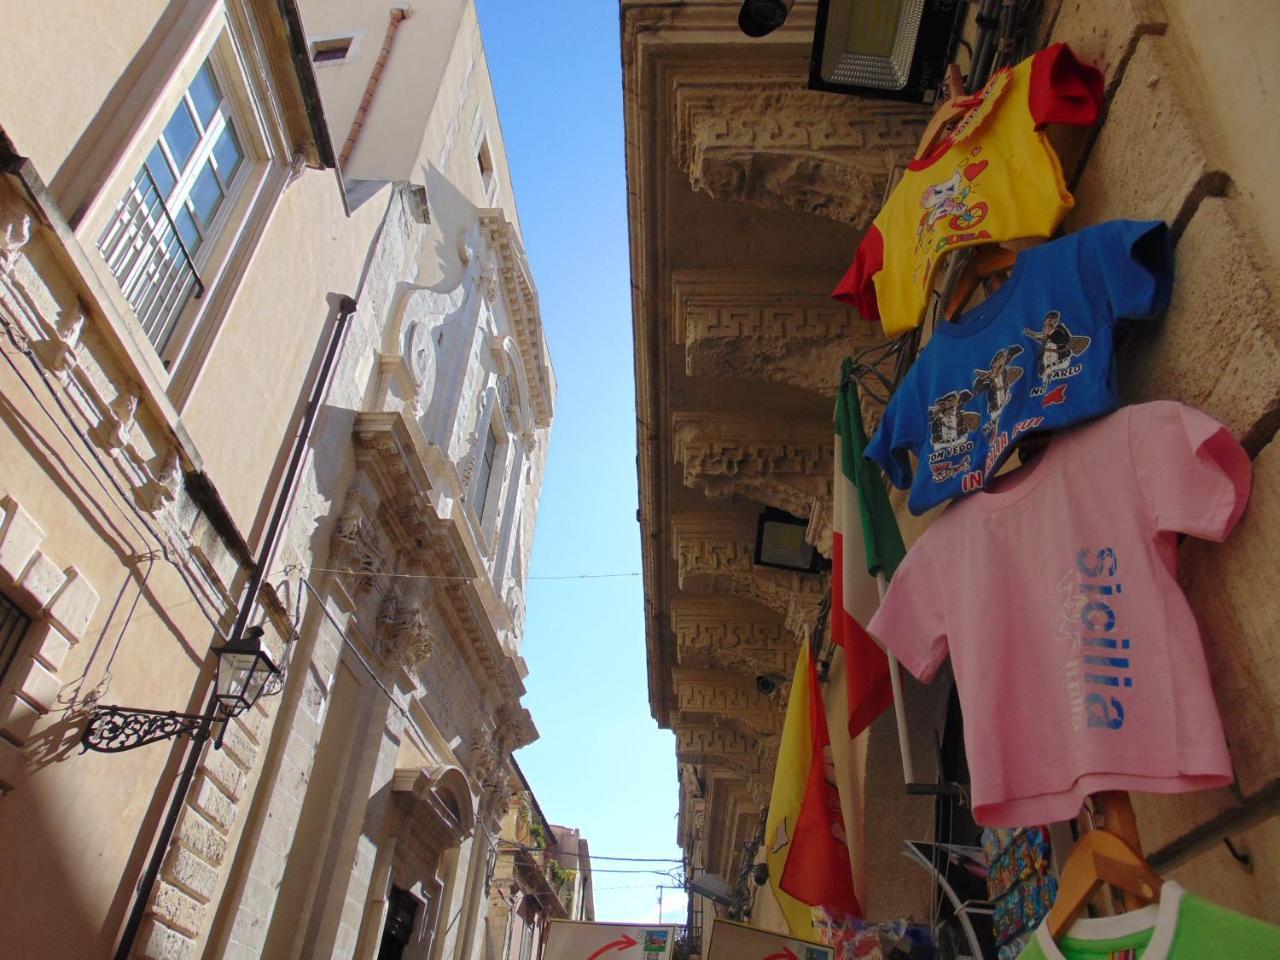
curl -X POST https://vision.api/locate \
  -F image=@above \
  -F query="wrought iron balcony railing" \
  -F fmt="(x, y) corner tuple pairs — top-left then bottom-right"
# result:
(97, 164), (204, 355)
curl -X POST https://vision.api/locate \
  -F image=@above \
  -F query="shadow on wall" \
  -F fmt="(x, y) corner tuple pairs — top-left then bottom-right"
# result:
(419, 161), (480, 294)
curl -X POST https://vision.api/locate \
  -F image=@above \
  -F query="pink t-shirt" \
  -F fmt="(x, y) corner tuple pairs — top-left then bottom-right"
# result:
(868, 401), (1251, 826)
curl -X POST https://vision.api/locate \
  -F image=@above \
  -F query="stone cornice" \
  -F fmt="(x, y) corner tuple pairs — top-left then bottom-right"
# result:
(351, 410), (529, 708)
(478, 209), (555, 429)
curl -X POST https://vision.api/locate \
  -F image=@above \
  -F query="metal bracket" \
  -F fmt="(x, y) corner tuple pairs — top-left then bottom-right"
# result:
(81, 705), (216, 753)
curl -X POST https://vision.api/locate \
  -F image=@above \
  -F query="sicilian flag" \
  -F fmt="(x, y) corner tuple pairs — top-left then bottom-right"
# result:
(764, 644), (822, 937)
(767, 643), (863, 930)
(833, 358), (901, 736)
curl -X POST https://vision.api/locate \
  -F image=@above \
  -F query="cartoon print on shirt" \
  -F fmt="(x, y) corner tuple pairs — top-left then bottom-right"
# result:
(928, 389), (981, 446)
(918, 160), (990, 233)
(1023, 310), (1092, 387)
(972, 344), (1025, 437)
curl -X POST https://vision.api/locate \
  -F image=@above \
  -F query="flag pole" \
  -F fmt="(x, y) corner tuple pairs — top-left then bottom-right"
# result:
(878, 572), (915, 785)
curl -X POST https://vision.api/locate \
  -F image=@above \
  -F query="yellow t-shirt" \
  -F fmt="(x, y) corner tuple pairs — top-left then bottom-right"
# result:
(833, 44), (1103, 337)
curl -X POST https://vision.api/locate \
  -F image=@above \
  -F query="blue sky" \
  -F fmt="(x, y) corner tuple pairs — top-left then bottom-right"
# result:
(475, 1), (689, 926)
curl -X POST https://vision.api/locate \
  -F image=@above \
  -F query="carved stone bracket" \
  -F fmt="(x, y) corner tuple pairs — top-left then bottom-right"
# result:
(375, 582), (438, 670)
(672, 81), (927, 227)
(672, 412), (833, 553)
(671, 668), (783, 738)
(331, 490), (387, 596)
(673, 271), (884, 397)
(669, 598), (793, 678)
(671, 513), (824, 640)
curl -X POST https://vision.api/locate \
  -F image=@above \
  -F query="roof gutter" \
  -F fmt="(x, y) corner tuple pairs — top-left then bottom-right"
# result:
(339, 7), (412, 171)
(275, 0), (339, 170)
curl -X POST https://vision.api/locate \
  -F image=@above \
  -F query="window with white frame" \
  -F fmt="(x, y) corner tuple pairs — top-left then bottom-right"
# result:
(472, 424), (500, 518)
(97, 58), (246, 356)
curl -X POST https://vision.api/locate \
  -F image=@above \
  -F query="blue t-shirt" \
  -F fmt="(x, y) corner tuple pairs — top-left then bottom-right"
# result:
(866, 219), (1173, 514)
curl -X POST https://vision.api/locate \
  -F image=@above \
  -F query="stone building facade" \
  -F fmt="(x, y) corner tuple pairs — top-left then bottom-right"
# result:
(0, 2), (553, 959)
(622, 0), (1280, 943)
(482, 761), (594, 960)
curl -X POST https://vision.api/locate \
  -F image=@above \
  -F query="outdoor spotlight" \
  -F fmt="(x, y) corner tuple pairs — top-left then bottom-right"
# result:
(738, 0), (794, 37)
(809, 0), (965, 102)
(753, 507), (825, 573)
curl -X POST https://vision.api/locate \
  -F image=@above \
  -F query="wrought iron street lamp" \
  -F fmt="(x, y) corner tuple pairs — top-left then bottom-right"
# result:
(809, 0), (965, 102)
(82, 626), (279, 753)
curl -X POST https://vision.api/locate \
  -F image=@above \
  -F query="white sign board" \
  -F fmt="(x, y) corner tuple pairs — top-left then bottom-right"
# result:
(704, 917), (835, 960)
(544, 921), (676, 960)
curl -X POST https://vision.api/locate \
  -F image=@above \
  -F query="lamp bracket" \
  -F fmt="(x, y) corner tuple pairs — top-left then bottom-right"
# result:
(82, 705), (219, 754)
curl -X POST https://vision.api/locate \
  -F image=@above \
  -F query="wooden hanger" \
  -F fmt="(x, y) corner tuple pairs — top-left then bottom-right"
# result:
(944, 246), (1018, 321)
(1045, 826), (1164, 940)
(914, 64), (970, 161)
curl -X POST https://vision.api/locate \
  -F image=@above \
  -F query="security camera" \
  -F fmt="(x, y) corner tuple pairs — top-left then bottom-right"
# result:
(738, 0), (794, 37)
(752, 863), (769, 886)
(755, 673), (787, 695)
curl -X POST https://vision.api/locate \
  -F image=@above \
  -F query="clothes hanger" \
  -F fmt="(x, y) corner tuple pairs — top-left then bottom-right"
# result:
(1045, 825), (1164, 940)
(913, 64), (971, 161)
(943, 246), (1018, 322)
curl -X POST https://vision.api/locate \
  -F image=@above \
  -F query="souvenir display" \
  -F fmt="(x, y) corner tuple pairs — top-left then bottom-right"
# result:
(865, 220), (1173, 515)
(833, 43), (1103, 335)
(983, 827), (1057, 959)
(1016, 882), (1280, 958)
(866, 402), (1251, 827)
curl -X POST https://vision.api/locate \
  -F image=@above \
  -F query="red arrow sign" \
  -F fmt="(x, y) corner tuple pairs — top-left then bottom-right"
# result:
(587, 934), (638, 960)
(763, 949), (798, 960)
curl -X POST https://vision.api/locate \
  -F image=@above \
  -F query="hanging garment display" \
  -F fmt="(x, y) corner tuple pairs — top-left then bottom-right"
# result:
(832, 43), (1104, 336)
(865, 219), (1172, 515)
(867, 402), (1251, 827)
(1016, 881), (1280, 958)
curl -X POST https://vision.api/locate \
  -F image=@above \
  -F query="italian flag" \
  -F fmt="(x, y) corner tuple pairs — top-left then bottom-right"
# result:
(833, 358), (904, 736)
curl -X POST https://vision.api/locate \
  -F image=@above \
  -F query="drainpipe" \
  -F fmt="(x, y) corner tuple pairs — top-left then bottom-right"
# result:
(339, 7), (412, 171)
(114, 296), (359, 960)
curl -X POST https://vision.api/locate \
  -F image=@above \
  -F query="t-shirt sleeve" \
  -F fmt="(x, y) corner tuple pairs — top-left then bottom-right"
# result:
(1081, 219), (1174, 322)
(864, 384), (916, 490)
(833, 224), (884, 323)
(867, 543), (949, 682)
(1028, 42), (1104, 128)
(1130, 402), (1252, 541)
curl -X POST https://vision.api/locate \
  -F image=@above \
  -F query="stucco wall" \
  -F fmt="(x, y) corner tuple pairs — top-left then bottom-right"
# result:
(0, 0), (172, 185)
(179, 171), (389, 539)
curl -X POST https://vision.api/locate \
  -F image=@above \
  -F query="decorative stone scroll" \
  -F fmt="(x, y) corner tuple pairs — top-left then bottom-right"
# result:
(672, 270), (885, 397)
(672, 81), (927, 227)
(669, 598), (793, 679)
(671, 513), (824, 640)
(672, 412), (833, 553)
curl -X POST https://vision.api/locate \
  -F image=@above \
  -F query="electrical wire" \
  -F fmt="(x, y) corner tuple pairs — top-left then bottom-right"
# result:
(297, 563), (640, 582)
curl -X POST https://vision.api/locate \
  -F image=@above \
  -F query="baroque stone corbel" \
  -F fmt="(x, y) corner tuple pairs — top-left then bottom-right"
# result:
(671, 412), (833, 554)
(0, 199), (32, 275)
(137, 450), (183, 514)
(671, 513), (825, 640)
(91, 390), (138, 451)
(31, 303), (85, 379)
(670, 598), (793, 678)
(375, 582), (437, 670)
(672, 81), (927, 226)
(672, 270), (885, 397)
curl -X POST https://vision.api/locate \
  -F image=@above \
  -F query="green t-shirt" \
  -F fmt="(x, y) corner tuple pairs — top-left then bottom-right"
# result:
(1018, 882), (1280, 959)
